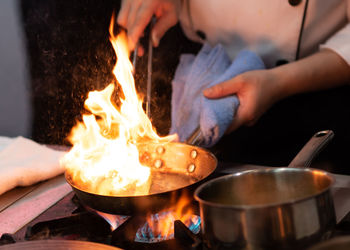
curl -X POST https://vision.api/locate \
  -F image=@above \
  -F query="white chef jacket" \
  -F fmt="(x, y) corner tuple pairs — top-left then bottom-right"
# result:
(179, 0), (350, 68)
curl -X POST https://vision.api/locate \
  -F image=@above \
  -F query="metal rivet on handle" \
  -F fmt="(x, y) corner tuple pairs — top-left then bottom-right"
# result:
(190, 150), (198, 159)
(154, 159), (163, 169)
(156, 146), (165, 154)
(188, 164), (196, 173)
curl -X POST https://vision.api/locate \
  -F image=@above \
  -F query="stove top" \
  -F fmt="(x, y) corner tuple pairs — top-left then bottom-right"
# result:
(1, 165), (350, 249)
(1, 192), (203, 249)
(0, 190), (350, 250)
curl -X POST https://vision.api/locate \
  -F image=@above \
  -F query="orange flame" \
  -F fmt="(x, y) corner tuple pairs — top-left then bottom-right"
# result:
(140, 192), (199, 240)
(61, 14), (175, 196)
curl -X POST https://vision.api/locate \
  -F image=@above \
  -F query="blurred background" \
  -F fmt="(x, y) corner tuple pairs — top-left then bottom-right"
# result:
(1, 0), (349, 174)
(0, 0), (200, 141)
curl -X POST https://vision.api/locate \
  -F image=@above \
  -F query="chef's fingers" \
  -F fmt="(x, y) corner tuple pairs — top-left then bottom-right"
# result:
(225, 95), (252, 133)
(226, 110), (257, 133)
(203, 78), (242, 99)
(151, 11), (178, 47)
(128, 4), (156, 50)
(117, 0), (131, 28)
(226, 112), (244, 133)
(203, 78), (243, 132)
(137, 45), (145, 56)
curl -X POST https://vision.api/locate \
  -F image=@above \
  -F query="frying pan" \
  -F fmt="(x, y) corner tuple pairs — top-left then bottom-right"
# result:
(65, 141), (217, 215)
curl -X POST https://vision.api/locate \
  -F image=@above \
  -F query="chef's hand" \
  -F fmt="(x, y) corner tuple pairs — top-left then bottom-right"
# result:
(117, 0), (181, 53)
(203, 49), (350, 133)
(203, 70), (281, 133)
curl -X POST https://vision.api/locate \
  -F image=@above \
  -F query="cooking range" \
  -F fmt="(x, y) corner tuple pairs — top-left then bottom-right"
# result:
(2, 189), (203, 249)
(1, 168), (350, 250)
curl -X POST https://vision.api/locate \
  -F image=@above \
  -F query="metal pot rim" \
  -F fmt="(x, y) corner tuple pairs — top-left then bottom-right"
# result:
(194, 167), (335, 210)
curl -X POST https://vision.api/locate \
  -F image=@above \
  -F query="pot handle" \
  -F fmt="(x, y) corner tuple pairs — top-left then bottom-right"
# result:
(288, 130), (334, 168)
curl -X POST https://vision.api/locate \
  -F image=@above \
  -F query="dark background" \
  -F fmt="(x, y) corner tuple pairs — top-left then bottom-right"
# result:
(16, 0), (350, 174)
(19, 0), (201, 142)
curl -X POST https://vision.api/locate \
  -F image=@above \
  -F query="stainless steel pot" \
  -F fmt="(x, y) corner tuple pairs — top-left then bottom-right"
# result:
(194, 130), (336, 249)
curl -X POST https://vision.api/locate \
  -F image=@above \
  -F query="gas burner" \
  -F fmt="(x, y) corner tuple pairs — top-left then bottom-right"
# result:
(135, 211), (200, 243)
(21, 195), (202, 250)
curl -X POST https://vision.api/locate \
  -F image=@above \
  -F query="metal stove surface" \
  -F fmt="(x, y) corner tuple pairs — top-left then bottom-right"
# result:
(2, 192), (202, 249)
(1, 164), (350, 249)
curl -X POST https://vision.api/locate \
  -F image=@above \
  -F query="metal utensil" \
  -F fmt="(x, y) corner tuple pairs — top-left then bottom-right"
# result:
(185, 126), (204, 146)
(195, 130), (336, 249)
(132, 43), (138, 75)
(145, 17), (156, 118)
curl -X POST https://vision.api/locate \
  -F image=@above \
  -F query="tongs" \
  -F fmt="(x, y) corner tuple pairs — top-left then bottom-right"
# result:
(132, 18), (204, 147)
(145, 17), (154, 118)
(132, 17), (155, 118)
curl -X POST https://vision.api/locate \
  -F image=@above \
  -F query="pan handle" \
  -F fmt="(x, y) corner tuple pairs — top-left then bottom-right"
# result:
(186, 127), (204, 146)
(288, 130), (334, 168)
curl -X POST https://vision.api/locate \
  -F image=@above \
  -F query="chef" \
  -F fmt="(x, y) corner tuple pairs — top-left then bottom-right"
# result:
(118, 0), (350, 133)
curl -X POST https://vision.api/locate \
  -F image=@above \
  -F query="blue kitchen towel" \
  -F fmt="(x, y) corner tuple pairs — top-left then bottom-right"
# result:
(170, 43), (265, 147)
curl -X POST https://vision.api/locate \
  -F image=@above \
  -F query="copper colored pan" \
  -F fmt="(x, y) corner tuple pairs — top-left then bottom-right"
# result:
(65, 141), (217, 215)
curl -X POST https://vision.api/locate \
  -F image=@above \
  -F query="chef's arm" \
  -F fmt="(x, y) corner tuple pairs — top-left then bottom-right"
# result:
(203, 49), (350, 132)
(270, 49), (350, 100)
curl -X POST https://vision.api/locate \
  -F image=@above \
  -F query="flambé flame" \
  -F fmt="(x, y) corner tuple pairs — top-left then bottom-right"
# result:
(61, 14), (175, 196)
